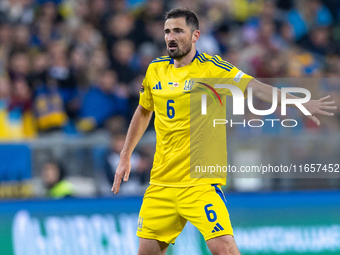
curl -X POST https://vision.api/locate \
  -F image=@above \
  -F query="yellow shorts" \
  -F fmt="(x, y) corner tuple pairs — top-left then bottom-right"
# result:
(136, 184), (233, 244)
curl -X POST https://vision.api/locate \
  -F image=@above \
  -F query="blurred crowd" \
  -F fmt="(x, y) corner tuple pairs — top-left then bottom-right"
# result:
(0, 0), (339, 140)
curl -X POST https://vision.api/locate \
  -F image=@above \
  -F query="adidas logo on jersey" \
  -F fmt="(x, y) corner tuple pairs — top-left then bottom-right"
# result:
(153, 82), (162, 90)
(211, 223), (224, 233)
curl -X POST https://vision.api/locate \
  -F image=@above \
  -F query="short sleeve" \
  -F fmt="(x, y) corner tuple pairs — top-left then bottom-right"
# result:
(228, 65), (253, 94)
(207, 55), (253, 97)
(139, 67), (154, 111)
(214, 55), (253, 94)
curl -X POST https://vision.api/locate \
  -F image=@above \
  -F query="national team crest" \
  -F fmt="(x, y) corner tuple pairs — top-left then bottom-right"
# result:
(183, 79), (194, 93)
(137, 216), (143, 231)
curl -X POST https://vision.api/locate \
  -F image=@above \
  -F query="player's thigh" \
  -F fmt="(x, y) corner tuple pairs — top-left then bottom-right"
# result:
(138, 237), (169, 255)
(178, 184), (233, 241)
(206, 235), (240, 255)
(137, 185), (187, 244)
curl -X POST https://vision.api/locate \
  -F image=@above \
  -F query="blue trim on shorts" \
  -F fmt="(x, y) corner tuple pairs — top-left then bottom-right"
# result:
(212, 184), (227, 208)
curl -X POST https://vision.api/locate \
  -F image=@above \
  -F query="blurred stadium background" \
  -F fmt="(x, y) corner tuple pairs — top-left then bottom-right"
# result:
(0, 0), (339, 254)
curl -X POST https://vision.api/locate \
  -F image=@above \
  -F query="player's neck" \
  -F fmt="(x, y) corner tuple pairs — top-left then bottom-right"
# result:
(173, 48), (197, 68)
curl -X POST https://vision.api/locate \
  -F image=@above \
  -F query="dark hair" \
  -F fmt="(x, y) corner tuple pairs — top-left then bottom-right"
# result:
(165, 8), (199, 32)
(45, 160), (67, 182)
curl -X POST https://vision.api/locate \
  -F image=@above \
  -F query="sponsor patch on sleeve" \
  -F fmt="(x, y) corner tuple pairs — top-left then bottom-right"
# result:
(234, 71), (245, 83)
(140, 84), (145, 93)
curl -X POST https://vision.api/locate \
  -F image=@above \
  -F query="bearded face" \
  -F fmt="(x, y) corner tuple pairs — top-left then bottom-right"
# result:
(164, 18), (195, 60)
(167, 36), (192, 59)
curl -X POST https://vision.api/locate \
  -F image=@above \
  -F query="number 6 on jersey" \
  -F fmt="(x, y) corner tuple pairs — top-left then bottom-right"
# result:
(167, 100), (175, 119)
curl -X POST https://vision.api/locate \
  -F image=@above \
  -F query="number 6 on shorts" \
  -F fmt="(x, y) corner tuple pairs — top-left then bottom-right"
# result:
(204, 204), (217, 222)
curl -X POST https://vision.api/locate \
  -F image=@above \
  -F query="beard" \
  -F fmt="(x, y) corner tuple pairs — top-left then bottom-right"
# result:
(167, 41), (192, 59)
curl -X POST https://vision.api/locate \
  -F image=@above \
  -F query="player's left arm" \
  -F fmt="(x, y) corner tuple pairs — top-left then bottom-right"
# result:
(247, 79), (337, 126)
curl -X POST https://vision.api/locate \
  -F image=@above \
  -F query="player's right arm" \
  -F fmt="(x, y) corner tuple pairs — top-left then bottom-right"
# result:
(111, 104), (153, 194)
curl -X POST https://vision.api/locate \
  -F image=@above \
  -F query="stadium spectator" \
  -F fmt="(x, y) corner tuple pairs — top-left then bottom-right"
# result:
(196, 17), (221, 55)
(41, 160), (75, 198)
(299, 26), (340, 56)
(0, 77), (11, 139)
(8, 51), (30, 79)
(12, 25), (31, 52)
(0, 0), (35, 25)
(77, 69), (129, 132)
(33, 78), (68, 132)
(8, 78), (36, 139)
(74, 22), (102, 57)
(0, 22), (11, 50)
(0, 76), (36, 140)
(288, 0), (333, 41)
(104, 12), (137, 52)
(278, 22), (295, 48)
(69, 48), (88, 87)
(110, 39), (139, 84)
(86, 48), (110, 84)
(230, 0), (264, 23)
(87, 0), (107, 29)
(31, 17), (60, 48)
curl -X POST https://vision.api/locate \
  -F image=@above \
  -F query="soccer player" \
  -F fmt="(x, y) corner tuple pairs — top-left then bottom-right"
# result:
(112, 8), (336, 255)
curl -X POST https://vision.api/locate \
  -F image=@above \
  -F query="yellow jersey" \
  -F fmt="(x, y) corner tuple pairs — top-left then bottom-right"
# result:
(139, 51), (253, 186)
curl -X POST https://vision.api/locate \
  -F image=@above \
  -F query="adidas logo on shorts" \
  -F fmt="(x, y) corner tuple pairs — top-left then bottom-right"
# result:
(211, 222), (224, 233)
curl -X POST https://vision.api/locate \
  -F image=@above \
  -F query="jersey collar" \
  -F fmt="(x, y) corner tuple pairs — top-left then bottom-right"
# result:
(169, 50), (200, 65)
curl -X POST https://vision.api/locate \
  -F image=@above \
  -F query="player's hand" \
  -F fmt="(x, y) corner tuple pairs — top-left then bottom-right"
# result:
(111, 159), (131, 194)
(303, 95), (337, 126)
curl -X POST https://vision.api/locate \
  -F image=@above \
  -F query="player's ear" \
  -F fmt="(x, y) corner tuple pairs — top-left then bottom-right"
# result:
(192, 30), (200, 43)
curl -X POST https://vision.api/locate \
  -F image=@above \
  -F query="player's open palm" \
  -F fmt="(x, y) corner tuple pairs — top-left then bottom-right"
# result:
(303, 95), (337, 126)
(112, 159), (131, 194)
